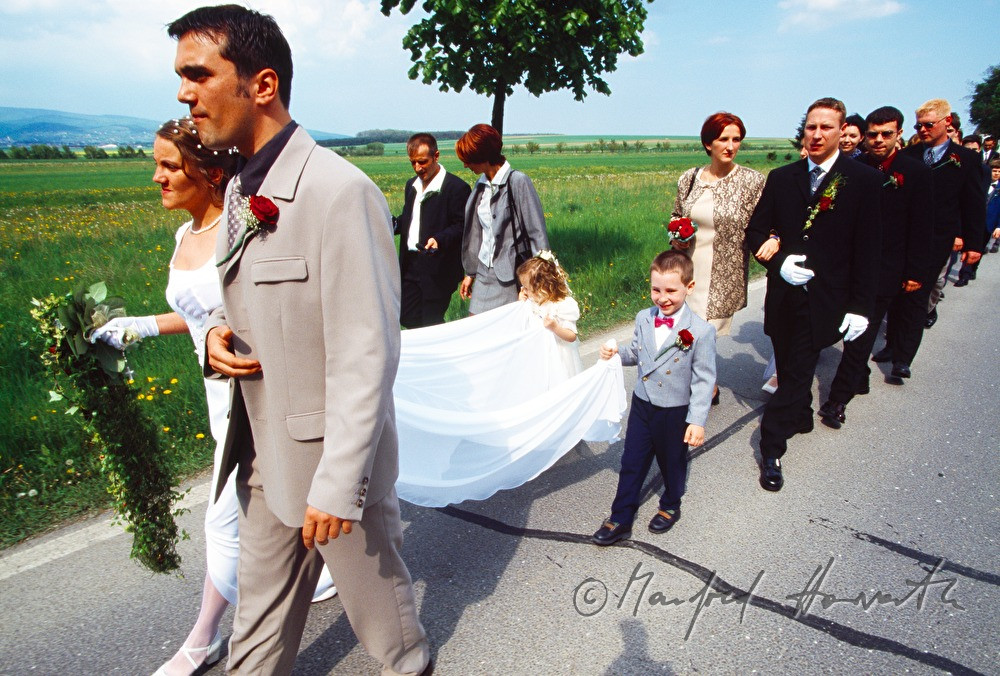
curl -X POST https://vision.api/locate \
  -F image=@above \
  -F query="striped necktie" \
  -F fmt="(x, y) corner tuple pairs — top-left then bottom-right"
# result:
(226, 175), (244, 248)
(809, 166), (823, 194)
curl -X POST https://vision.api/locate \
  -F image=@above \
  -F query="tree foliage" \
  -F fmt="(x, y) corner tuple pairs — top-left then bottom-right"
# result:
(969, 64), (1000, 138)
(380, 0), (653, 135)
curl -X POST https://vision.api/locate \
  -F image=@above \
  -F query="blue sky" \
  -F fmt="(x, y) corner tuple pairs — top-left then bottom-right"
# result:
(1, 0), (997, 138)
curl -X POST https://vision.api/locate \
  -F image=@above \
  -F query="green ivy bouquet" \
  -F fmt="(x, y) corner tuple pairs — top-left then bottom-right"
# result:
(30, 282), (186, 574)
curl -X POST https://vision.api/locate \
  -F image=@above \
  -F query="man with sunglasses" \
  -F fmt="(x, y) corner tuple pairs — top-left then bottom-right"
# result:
(897, 100), (985, 348)
(820, 107), (933, 427)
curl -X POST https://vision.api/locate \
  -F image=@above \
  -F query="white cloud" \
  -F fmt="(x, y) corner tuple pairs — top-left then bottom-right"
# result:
(777, 0), (903, 31)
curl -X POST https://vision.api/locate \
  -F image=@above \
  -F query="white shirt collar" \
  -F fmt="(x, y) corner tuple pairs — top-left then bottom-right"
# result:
(807, 150), (840, 175)
(485, 161), (512, 190)
(413, 165), (447, 201)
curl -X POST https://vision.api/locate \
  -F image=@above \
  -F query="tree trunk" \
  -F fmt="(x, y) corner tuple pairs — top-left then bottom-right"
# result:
(491, 82), (506, 136)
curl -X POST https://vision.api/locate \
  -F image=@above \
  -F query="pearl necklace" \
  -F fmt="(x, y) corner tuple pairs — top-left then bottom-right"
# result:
(190, 214), (222, 235)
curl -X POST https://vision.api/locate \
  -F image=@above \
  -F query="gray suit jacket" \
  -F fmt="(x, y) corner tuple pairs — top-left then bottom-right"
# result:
(461, 168), (549, 282)
(618, 304), (717, 427)
(205, 127), (401, 526)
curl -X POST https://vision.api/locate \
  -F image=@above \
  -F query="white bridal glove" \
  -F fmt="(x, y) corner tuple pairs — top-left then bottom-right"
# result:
(779, 254), (815, 286)
(174, 280), (220, 320)
(839, 313), (869, 342)
(89, 316), (159, 350)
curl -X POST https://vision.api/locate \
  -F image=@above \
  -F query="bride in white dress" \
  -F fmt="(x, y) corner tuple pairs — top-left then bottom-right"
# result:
(91, 118), (333, 676)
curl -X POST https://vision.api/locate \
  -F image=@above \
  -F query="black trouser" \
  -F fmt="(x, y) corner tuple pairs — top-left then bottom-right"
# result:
(610, 395), (689, 525)
(885, 239), (952, 367)
(760, 288), (823, 459)
(827, 292), (894, 405)
(399, 251), (454, 329)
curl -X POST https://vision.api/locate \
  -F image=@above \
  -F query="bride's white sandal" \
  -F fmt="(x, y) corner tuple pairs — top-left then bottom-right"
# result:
(151, 631), (222, 676)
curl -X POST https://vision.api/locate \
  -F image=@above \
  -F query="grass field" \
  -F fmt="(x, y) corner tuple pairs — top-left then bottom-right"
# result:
(0, 147), (784, 547)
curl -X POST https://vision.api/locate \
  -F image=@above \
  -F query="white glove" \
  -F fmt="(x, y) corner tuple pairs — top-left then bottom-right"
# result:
(779, 254), (815, 286)
(174, 280), (220, 320)
(839, 313), (869, 342)
(89, 316), (159, 349)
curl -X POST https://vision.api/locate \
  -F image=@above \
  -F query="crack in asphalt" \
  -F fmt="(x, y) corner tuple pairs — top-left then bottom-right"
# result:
(808, 515), (1000, 586)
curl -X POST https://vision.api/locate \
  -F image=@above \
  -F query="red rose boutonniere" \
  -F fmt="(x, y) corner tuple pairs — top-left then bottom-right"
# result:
(934, 153), (962, 170)
(666, 217), (698, 245)
(803, 173), (845, 232)
(218, 195), (280, 266)
(883, 172), (904, 189)
(675, 328), (694, 351)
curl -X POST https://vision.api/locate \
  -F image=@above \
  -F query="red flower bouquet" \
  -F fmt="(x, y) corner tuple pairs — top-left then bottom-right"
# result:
(667, 217), (698, 244)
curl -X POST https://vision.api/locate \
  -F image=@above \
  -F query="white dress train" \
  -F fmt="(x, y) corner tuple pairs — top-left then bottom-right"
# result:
(394, 301), (626, 507)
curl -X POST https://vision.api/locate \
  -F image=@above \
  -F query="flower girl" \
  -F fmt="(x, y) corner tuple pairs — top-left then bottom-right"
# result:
(516, 251), (585, 385)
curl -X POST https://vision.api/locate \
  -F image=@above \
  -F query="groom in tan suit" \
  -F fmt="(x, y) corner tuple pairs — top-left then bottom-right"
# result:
(169, 6), (430, 674)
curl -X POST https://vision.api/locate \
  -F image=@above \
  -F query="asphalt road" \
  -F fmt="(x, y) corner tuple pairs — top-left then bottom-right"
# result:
(2, 260), (998, 675)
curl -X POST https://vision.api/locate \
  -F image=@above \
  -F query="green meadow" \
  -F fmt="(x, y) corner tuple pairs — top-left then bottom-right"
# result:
(0, 146), (785, 546)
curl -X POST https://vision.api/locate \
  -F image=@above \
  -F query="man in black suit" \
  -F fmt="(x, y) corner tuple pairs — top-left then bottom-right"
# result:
(819, 106), (933, 428)
(746, 97), (882, 491)
(393, 133), (471, 328)
(889, 99), (985, 351)
(981, 136), (998, 166)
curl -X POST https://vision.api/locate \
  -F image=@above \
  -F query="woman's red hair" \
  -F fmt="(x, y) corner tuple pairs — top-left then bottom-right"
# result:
(455, 123), (505, 165)
(700, 112), (746, 155)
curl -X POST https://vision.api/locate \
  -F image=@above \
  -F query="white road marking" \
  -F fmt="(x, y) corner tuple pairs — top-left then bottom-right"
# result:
(0, 482), (210, 581)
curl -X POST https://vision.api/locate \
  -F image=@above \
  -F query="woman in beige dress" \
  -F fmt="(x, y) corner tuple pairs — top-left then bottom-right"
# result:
(670, 112), (777, 401)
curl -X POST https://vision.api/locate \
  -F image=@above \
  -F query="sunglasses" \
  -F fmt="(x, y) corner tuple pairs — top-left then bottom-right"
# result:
(914, 120), (944, 130)
(866, 130), (898, 139)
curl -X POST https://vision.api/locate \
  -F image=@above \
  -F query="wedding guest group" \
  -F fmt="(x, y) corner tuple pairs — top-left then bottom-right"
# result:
(84, 7), (997, 667)
(819, 106), (933, 428)
(393, 132), (471, 328)
(169, 5), (430, 674)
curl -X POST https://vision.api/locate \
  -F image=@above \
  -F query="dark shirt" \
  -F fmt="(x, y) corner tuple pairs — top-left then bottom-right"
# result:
(237, 120), (299, 194)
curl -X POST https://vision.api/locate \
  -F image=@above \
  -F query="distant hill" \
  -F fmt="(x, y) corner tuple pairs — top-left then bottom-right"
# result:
(0, 107), (348, 147)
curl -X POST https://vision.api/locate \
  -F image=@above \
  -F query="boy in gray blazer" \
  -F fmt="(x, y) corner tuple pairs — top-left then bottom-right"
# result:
(593, 251), (717, 545)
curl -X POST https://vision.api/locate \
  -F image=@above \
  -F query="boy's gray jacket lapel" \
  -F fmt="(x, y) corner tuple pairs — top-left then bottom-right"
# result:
(621, 304), (717, 427)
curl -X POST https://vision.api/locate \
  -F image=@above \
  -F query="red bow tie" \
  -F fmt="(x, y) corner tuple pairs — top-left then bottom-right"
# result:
(655, 316), (674, 328)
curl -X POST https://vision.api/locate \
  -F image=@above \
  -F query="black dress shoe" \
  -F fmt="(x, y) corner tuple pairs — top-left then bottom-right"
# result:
(925, 309), (938, 328)
(794, 417), (814, 435)
(818, 400), (846, 429)
(871, 346), (893, 363)
(759, 457), (783, 491)
(953, 277), (969, 287)
(592, 520), (631, 546)
(891, 362), (911, 379)
(648, 509), (681, 534)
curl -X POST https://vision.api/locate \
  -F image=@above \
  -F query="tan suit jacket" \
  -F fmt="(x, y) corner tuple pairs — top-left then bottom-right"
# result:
(205, 126), (401, 526)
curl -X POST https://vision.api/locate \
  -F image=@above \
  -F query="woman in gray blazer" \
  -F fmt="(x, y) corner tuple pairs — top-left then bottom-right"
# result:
(456, 124), (549, 313)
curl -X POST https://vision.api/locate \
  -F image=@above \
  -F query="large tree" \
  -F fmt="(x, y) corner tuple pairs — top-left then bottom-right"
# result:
(380, 0), (653, 135)
(969, 64), (1000, 138)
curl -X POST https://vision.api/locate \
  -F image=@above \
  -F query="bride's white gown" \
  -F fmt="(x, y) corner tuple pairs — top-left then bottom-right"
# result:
(394, 301), (626, 507)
